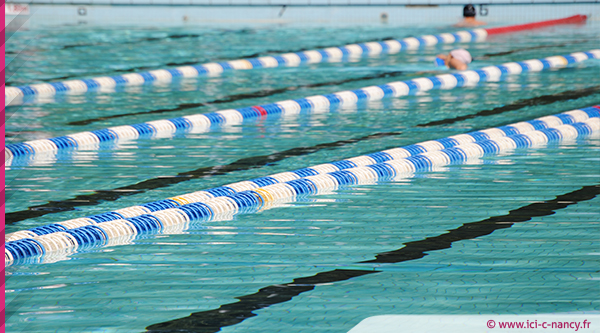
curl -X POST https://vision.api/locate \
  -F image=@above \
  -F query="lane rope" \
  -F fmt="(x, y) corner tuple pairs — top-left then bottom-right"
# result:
(5, 105), (599, 266)
(6, 49), (600, 165)
(4, 15), (587, 105)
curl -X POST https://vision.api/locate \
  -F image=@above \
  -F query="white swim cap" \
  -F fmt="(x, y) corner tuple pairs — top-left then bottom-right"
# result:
(450, 49), (473, 65)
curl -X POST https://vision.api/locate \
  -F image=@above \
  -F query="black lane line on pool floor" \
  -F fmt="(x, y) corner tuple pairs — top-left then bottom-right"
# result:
(4, 33), (201, 86)
(7, 35), (396, 86)
(66, 70), (409, 126)
(480, 40), (591, 59)
(62, 33), (204, 50)
(144, 183), (600, 333)
(5, 132), (401, 225)
(66, 73), (598, 127)
(4, 33), (203, 56)
(7, 85), (599, 224)
(416, 85), (600, 127)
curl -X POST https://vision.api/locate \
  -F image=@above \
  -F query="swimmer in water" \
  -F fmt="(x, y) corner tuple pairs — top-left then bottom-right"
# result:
(436, 48), (473, 70)
(454, 4), (486, 27)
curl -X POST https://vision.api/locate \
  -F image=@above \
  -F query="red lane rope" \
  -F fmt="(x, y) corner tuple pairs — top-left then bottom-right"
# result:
(486, 15), (587, 35)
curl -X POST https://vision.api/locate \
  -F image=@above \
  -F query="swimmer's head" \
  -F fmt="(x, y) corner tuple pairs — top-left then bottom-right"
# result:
(450, 49), (472, 65)
(463, 4), (476, 17)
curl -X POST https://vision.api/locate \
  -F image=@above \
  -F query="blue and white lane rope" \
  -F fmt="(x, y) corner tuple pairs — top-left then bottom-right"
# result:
(5, 107), (600, 265)
(6, 50), (600, 164)
(6, 105), (599, 244)
(4, 29), (488, 105)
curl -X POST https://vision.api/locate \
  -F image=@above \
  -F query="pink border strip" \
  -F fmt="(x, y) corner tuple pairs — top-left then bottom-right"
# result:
(2, 1), (6, 331)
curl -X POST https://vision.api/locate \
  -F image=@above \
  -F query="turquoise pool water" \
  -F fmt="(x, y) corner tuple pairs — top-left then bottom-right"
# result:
(5, 22), (600, 332)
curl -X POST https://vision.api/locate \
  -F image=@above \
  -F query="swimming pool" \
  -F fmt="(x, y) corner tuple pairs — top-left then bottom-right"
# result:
(5, 20), (600, 332)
